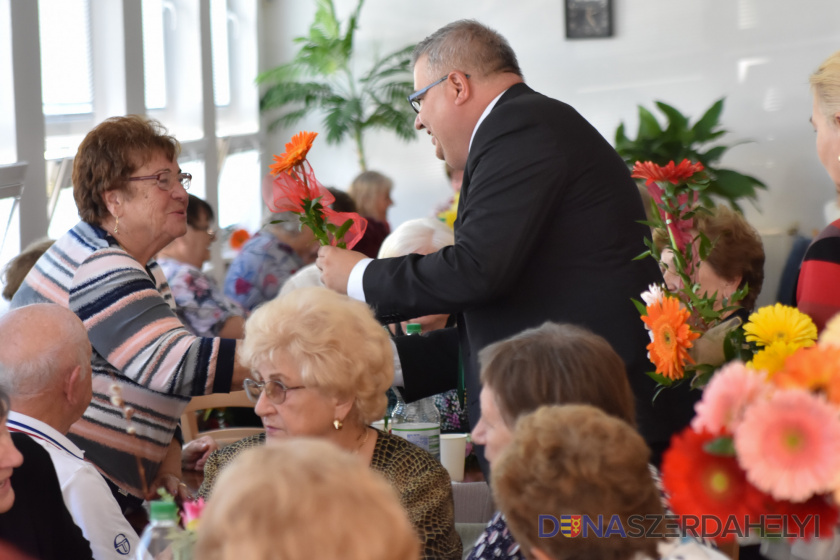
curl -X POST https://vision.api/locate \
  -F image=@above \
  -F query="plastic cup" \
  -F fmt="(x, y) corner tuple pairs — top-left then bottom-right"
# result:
(439, 433), (468, 482)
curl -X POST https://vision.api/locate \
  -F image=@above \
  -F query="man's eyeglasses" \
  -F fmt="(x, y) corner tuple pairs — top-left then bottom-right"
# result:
(243, 377), (306, 405)
(128, 172), (192, 191)
(407, 74), (470, 113)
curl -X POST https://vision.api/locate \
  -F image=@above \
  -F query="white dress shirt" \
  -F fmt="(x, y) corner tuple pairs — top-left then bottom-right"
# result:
(7, 411), (139, 559)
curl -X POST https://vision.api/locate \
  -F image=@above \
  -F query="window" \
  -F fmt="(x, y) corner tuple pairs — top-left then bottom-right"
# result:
(39, 0), (93, 117)
(0, 0), (15, 164)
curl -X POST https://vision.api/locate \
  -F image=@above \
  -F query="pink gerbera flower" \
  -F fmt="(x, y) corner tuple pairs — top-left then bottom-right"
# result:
(734, 389), (840, 502)
(692, 361), (769, 434)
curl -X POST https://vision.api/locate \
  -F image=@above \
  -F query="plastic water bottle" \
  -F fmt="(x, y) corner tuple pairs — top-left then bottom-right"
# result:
(391, 323), (442, 459)
(135, 500), (183, 559)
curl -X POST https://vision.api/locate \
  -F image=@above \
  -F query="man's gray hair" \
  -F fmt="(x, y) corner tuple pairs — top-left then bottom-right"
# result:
(411, 19), (522, 79)
(0, 305), (90, 397)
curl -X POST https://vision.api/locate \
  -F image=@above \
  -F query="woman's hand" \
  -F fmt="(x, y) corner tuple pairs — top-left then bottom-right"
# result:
(147, 472), (190, 502)
(182, 435), (219, 471)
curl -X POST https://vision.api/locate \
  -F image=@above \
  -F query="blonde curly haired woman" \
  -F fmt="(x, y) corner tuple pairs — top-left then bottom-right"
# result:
(198, 287), (461, 560)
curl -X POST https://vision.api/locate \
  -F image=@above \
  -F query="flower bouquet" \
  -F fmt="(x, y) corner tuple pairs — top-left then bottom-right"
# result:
(633, 159), (752, 387)
(263, 131), (367, 249)
(660, 308), (840, 545)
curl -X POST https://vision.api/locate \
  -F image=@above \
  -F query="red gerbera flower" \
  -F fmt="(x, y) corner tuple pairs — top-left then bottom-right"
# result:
(631, 159), (705, 185)
(661, 427), (765, 543)
(763, 493), (839, 541)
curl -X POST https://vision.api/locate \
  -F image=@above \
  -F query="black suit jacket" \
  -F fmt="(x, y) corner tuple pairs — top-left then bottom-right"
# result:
(372, 84), (689, 447)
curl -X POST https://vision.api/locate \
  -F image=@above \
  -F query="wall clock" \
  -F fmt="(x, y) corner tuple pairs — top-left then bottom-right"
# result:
(565, 0), (613, 39)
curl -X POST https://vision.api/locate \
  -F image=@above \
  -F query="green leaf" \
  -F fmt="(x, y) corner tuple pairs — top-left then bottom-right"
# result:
(704, 436), (736, 456)
(646, 370), (674, 387)
(637, 106), (663, 140)
(632, 298), (648, 315)
(655, 101), (689, 141)
(632, 249), (652, 261)
(691, 98), (724, 141)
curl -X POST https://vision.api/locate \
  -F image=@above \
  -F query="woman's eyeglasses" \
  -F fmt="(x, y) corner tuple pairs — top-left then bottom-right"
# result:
(128, 172), (192, 191)
(243, 377), (306, 405)
(189, 224), (216, 239)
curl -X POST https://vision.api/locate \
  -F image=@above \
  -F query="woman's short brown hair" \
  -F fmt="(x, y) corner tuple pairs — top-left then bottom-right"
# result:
(73, 115), (180, 225)
(696, 206), (764, 312)
(478, 322), (635, 427)
(2, 238), (53, 301)
(652, 205), (764, 312)
(493, 405), (663, 560)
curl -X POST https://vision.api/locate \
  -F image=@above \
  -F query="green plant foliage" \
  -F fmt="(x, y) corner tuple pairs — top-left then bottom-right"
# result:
(615, 99), (766, 211)
(257, 0), (416, 171)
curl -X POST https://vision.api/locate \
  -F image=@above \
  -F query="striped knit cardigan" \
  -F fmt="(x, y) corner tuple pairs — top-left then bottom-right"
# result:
(12, 221), (235, 497)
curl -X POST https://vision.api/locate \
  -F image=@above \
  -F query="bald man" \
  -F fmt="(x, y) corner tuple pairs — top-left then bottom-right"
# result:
(0, 304), (139, 559)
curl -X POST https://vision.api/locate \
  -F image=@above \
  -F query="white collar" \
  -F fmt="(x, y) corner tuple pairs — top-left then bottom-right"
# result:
(7, 411), (85, 461)
(468, 89), (508, 153)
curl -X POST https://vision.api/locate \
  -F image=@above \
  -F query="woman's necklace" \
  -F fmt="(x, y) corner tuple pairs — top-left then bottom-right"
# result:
(353, 426), (370, 454)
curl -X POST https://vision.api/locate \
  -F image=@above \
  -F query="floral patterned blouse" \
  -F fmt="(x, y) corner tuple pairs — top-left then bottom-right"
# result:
(223, 231), (304, 311)
(158, 258), (246, 337)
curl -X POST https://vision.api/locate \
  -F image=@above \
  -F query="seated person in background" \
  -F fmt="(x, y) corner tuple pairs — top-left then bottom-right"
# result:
(378, 218), (468, 432)
(435, 163), (464, 228)
(1, 238), (54, 302)
(278, 187), (358, 294)
(195, 438), (421, 560)
(347, 170), (394, 258)
(0, 304), (138, 559)
(493, 405), (726, 560)
(466, 321), (638, 560)
(0, 385), (93, 559)
(158, 194), (247, 338)
(199, 286), (461, 560)
(224, 209), (320, 311)
(658, 205), (765, 365)
(659, 205), (765, 318)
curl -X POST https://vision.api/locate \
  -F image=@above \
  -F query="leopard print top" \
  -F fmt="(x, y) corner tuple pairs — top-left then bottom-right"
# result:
(199, 429), (462, 560)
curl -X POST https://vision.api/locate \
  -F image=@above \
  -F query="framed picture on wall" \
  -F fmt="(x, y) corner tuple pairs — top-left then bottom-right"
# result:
(565, 0), (613, 39)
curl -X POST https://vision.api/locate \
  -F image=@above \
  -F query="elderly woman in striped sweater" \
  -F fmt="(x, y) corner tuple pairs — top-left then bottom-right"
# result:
(11, 115), (251, 517)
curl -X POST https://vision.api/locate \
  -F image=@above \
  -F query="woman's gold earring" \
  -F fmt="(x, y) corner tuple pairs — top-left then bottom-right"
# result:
(333, 419), (343, 430)
(113, 217), (119, 235)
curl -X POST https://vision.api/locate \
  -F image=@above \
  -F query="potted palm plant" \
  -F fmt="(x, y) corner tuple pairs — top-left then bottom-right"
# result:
(257, 0), (416, 171)
(614, 98), (766, 211)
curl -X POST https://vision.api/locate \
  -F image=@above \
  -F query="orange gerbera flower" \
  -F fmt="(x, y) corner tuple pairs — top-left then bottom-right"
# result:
(269, 131), (318, 176)
(631, 159), (705, 186)
(772, 346), (840, 404)
(228, 229), (251, 251)
(642, 295), (700, 380)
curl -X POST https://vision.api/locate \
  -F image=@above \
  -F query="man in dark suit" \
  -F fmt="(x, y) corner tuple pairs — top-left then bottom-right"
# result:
(318, 20), (685, 463)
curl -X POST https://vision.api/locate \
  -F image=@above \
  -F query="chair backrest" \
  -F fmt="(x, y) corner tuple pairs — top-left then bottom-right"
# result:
(180, 391), (263, 444)
(451, 481), (495, 524)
